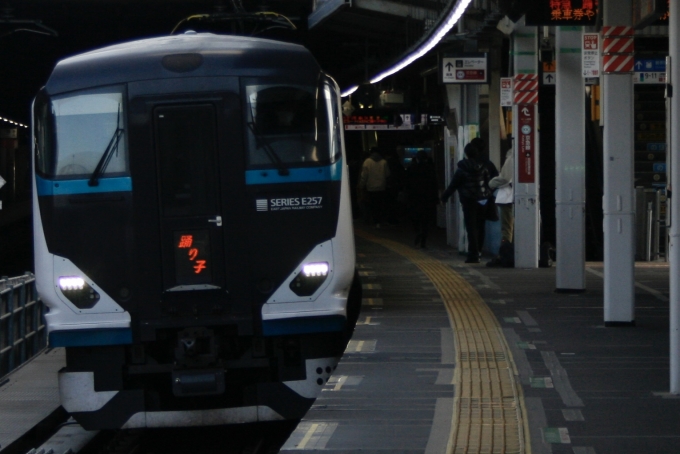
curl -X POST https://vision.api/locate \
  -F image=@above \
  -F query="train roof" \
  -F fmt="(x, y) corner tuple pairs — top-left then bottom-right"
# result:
(44, 32), (321, 95)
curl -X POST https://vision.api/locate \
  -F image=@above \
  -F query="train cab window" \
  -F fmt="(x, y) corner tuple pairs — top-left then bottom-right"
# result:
(34, 94), (56, 177)
(244, 82), (331, 168)
(39, 86), (128, 179)
(322, 77), (343, 163)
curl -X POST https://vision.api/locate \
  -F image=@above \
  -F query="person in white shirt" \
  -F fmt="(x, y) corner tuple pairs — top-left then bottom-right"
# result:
(358, 147), (391, 227)
(489, 147), (514, 243)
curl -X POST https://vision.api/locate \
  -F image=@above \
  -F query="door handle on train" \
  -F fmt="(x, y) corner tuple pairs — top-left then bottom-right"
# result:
(208, 216), (222, 227)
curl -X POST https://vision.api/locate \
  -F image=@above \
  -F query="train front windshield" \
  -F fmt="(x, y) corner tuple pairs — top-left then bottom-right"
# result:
(34, 86), (128, 180)
(244, 80), (339, 168)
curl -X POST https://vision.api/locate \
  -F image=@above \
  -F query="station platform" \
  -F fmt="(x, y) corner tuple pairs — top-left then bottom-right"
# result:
(282, 221), (680, 454)
(0, 348), (63, 452)
(1, 221), (679, 454)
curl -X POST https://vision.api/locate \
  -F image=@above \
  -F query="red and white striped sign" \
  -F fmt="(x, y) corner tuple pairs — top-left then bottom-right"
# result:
(601, 26), (634, 38)
(514, 74), (538, 82)
(602, 37), (634, 54)
(603, 54), (634, 73)
(601, 26), (635, 74)
(514, 91), (538, 105)
(513, 74), (538, 104)
(514, 79), (539, 92)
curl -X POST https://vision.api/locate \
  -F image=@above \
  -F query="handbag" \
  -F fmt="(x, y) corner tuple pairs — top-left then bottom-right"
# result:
(485, 196), (499, 221)
(495, 184), (513, 204)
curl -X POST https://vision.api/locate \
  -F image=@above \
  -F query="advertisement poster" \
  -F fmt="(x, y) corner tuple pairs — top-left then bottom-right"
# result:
(517, 105), (535, 184)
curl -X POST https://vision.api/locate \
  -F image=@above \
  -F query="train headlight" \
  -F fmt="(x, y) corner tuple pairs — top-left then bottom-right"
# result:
(58, 276), (100, 309)
(289, 262), (329, 296)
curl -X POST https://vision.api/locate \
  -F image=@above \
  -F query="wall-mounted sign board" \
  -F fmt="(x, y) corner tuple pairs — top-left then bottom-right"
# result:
(525, 0), (599, 26)
(440, 54), (488, 84)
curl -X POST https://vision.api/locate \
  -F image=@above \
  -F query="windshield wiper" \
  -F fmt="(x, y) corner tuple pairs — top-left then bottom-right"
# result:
(246, 121), (290, 176)
(89, 104), (124, 187)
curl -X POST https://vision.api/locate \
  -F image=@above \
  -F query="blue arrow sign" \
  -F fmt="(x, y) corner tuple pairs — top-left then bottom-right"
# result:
(635, 58), (666, 72)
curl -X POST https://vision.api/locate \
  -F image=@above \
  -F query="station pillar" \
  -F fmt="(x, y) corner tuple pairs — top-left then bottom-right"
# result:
(444, 85), (462, 248)
(668, 0), (680, 394)
(555, 27), (586, 291)
(512, 19), (540, 268)
(602, 0), (635, 325)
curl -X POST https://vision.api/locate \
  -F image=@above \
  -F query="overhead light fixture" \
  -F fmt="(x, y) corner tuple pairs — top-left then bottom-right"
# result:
(0, 115), (28, 128)
(368, 0), (473, 84)
(341, 85), (359, 98)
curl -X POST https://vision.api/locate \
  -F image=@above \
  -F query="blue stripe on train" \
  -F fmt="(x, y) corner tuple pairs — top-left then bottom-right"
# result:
(246, 160), (342, 185)
(49, 328), (133, 347)
(36, 175), (132, 196)
(262, 315), (346, 336)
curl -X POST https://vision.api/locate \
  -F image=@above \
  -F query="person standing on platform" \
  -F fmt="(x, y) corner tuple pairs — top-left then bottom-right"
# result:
(440, 142), (492, 263)
(486, 146), (515, 267)
(358, 147), (390, 228)
(384, 148), (406, 225)
(490, 147), (514, 243)
(405, 150), (438, 248)
(469, 137), (498, 253)
(471, 137), (499, 181)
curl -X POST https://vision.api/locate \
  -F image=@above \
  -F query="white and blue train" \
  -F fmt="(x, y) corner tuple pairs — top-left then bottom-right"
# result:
(31, 32), (360, 430)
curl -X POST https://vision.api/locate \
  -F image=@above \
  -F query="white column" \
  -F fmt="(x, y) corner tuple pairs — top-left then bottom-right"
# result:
(513, 19), (540, 268)
(668, 0), (680, 394)
(555, 26), (586, 291)
(602, 0), (635, 325)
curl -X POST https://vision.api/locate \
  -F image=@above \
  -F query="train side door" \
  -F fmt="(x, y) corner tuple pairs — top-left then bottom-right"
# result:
(154, 103), (226, 305)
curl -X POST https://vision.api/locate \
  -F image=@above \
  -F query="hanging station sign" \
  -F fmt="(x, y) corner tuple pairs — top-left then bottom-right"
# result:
(633, 58), (667, 84)
(343, 113), (422, 130)
(633, 0), (667, 29)
(525, 0), (599, 26)
(440, 54), (488, 84)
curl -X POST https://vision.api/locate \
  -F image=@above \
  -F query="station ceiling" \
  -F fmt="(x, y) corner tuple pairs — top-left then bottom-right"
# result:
(0, 0), (511, 125)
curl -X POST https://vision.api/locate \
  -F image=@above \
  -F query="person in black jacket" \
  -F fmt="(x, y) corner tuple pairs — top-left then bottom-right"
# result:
(405, 150), (438, 248)
(440, 142), (492, 263)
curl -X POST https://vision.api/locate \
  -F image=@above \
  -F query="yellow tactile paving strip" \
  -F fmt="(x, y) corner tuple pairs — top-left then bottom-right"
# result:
(357, 231), (530, 454)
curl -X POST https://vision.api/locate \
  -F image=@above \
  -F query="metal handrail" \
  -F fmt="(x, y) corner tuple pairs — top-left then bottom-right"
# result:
(0, 273), (47, 379)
